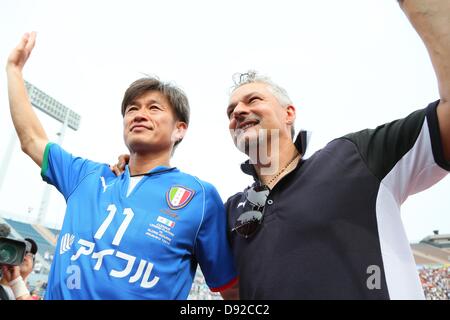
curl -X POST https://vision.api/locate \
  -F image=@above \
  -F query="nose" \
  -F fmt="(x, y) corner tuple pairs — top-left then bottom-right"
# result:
(232, 101), (249, 120)
(132, 109), (149, 122)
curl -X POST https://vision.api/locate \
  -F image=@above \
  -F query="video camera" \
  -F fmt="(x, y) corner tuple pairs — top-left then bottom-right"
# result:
(0, 223), (38, 267)
(0, 237), (35, 266)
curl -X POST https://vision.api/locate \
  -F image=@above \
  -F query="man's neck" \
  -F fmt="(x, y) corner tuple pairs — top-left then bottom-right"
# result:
(128, 151), (171, 176)
(253, 139), (300, 187)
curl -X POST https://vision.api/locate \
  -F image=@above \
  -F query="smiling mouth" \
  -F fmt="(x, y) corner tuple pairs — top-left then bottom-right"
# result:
(130, 125), (151, 132)
(238, 120), (260, 131)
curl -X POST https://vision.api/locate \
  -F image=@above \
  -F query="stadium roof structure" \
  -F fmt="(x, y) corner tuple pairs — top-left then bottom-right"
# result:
(410, 233), (450, 266)
(420, 234), (450, 249)
(412, 243), (450, 265)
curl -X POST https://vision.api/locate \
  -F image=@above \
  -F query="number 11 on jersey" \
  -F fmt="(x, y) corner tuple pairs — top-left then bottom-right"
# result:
(94, 204), (134, 246)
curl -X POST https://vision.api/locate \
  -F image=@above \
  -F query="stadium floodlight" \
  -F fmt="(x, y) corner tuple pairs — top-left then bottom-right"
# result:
(0, 132), (17, 196)
(24, 80), (81, 131)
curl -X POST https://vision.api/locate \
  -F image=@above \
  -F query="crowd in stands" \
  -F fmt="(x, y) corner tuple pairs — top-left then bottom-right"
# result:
(187, 268), (222, 300)
(26, 279), (47, 300)
(418, 265), (449, 300)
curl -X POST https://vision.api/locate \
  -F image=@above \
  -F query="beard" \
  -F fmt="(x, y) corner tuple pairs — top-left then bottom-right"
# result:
(235, 128), (280, 174)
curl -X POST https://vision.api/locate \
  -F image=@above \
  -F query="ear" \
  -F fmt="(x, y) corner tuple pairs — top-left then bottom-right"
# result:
(174, 121), (188, 141)
(286, 105), (296, 125)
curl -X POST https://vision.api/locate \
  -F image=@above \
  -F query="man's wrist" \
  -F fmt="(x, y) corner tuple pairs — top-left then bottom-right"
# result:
(5, 63), (23, 75)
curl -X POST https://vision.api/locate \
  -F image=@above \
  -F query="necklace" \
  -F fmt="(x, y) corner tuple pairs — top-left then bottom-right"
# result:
(266, 152), (300, 187)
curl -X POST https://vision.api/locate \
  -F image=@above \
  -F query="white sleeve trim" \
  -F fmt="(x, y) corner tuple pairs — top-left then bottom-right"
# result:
(382, 120), (448, 205)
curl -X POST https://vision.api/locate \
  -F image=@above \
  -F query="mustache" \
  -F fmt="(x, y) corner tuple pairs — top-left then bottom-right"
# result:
(235, 116), (261, 129)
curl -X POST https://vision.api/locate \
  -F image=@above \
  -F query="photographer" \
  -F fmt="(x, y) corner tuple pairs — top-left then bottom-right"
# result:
(0, 223), (38, 300)
(0, 223), (14, 299)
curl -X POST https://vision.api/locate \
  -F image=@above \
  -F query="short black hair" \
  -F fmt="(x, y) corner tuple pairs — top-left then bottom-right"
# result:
(121, 77), (190, 151)
(24, 238), (38, 255)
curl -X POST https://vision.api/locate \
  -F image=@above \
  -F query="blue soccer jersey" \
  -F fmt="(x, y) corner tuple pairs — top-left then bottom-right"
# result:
(41, 143), (237, 299)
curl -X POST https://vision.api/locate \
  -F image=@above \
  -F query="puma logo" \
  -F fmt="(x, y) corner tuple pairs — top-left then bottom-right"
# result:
(100, 176), (114, 193)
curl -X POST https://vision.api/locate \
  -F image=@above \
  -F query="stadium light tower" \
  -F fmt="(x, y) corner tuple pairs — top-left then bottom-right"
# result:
(0, 132), (18, 194)
(24, 81), (81, 224)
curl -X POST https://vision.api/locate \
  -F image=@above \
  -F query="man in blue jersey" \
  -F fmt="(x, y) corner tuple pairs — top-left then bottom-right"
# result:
(5, 33), (237, 299)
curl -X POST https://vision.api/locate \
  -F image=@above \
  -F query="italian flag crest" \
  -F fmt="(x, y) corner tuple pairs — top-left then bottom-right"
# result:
(166, 186), (195, 210)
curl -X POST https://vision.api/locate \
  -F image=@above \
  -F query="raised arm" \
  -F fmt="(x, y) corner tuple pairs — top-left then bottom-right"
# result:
(399, 0), (450, 160)
(6, 32), (48, 167)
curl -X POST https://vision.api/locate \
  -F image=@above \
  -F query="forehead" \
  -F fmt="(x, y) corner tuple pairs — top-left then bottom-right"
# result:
(229, 82), (273, 103)
(131, 90), (171, 106)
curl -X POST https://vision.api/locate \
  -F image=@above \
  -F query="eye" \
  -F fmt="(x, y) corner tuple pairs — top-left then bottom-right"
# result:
(126, 106), (138, 113)
(149, 105), (161, 111)
(249, 96), (261, 103)
(227, 108), (234, 119)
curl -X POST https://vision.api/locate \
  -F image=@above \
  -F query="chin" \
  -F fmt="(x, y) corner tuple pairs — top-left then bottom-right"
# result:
(235, 131), (260, 155)
(126, 137), (151, 152)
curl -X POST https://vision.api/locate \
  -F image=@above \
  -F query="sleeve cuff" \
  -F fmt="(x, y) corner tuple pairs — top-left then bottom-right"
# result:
(209, 276), (238, 293)
(426, 100), (450, 171)
(40, 142), (54, 179)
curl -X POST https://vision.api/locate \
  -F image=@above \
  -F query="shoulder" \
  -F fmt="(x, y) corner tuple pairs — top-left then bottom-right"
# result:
(295, 138), (356, 164)
(47, 143), (107, 168)
(224, 190), (246, 212)
(43, 142), (109, 179)
(174, 170), (220, 196)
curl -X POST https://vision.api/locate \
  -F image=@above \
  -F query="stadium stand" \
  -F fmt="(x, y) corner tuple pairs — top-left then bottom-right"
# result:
(33, 224), (58, 246)
(412, 243), (450, 265)
(187, 268), (222, 300)
(412, 232), (450, 265)
(420, 233), (450, 249)
(46, 227), (61, 241)
(418, 265), (450, 300)
(412, 232), (450, 300)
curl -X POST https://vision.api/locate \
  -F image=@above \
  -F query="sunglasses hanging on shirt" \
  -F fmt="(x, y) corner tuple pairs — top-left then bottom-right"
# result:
(231, 185), (270, 238)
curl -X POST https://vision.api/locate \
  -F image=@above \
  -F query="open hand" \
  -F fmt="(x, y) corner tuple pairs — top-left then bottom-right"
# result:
(1, 264), (21, 283)
(6, 32), (36, 72)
